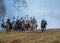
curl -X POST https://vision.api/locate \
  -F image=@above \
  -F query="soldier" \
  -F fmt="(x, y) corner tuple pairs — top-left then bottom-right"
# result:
(6, 18), (12, 31)
(1, 19), (5, 30)
(41, 19), (47, 32)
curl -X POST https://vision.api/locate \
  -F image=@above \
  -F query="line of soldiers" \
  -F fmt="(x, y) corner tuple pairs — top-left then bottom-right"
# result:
(1, 16), (47, 33)
(1, 16), (38, 33)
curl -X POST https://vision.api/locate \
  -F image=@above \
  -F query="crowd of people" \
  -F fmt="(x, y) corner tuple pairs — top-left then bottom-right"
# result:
(1, 15), (47, 33)
(1, 15), (38, 33)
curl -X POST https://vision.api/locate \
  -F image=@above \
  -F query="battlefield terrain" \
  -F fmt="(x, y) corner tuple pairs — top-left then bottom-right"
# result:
(0, 29), (60, 43)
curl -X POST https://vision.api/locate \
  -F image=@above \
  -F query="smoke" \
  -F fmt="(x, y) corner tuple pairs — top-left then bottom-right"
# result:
(0, 0), (28, 30)
(0, 0), (6, 20)
(4, 0), (28, 19)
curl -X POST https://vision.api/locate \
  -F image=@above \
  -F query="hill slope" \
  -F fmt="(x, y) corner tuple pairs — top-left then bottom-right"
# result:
(0, 29), (60, 43)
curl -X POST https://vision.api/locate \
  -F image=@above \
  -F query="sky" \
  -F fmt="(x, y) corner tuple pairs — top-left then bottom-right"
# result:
(2, 0), (60, 29)
(26, 0), (60, 28)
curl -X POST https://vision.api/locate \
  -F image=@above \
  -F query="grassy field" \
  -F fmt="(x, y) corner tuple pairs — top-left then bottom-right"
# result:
(0, 29), (60, 43)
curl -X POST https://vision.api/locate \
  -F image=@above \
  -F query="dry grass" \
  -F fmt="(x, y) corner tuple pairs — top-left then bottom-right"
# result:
(0, 29), (60, 43)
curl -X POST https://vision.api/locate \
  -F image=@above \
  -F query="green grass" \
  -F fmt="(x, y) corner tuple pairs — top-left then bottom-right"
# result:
(0, 29), (60, 43)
